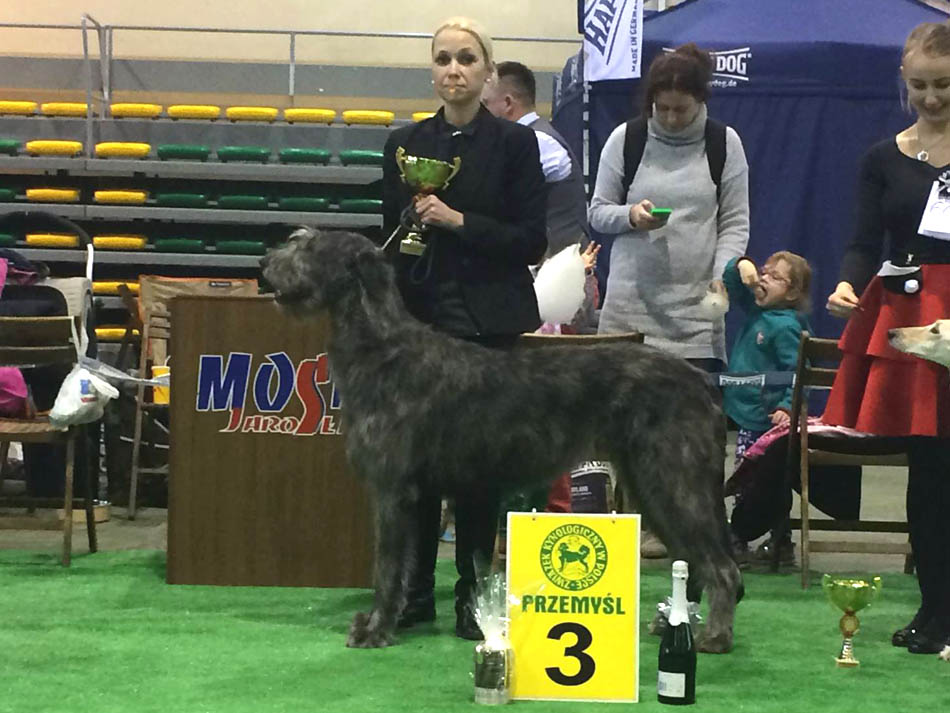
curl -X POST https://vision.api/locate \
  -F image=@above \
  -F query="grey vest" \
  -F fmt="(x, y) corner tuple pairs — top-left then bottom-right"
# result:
(529, 116), (590, 256)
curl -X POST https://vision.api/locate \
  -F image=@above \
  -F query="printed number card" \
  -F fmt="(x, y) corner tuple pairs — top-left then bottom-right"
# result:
(506, 512), (640, 702)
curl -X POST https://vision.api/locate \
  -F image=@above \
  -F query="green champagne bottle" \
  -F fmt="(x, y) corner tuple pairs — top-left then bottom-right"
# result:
(657, 560), (696, 705)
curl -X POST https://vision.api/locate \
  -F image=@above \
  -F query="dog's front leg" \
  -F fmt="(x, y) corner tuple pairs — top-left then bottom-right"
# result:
(347, 492), (414, 648)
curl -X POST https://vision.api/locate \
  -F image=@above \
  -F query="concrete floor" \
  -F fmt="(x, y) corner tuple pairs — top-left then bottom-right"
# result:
(0, 438), (913, 577)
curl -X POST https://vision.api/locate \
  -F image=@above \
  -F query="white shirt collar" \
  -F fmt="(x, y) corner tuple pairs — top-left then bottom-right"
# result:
(517, 111), (540, 126)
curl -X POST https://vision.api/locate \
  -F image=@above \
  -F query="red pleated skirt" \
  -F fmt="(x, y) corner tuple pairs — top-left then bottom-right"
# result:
(822, 265), (950, 437)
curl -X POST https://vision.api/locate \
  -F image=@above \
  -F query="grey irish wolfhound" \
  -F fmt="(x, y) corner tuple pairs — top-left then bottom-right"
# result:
(261, 228), (742, 653)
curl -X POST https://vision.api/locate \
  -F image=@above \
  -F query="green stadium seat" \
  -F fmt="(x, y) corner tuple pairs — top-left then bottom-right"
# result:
(157, 144), (211, 161)
(338, 198), (383, 213)
(216, 240), (267, 255)
(277, 197), (330, 212)
(153, 238), (205, 253)
(278, 148), (331, 164)
(154, 192), (209, 208)
(0, 188), (16, 202)
(217, 195), (269, 210)
(0, 139), (19, 156)
(338, 150), (384, 166)
(216, 146), (271, 163)
(0, 233), (16, 247)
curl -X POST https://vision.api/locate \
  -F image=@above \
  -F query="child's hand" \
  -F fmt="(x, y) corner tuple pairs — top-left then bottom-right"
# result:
(770, 410), (790, 427)
(737, 258), (759, 288)
(581, 242), (601, 271)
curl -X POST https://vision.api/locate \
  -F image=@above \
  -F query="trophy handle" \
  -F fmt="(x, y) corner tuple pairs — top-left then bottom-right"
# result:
(395, 146), (408, 180)
(443, 156), (462, 189)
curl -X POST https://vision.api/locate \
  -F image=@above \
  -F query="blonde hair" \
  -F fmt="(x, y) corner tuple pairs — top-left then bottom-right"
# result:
(903, 21), (950, 61)
(432, 16), (494, 66)
(766, 251), (812, 312)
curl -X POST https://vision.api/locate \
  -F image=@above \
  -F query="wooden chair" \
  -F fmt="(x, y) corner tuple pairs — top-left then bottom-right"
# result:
(0, 315), (97, 565)
(127, 276), (259, 519)
(782, 332), (911, 588)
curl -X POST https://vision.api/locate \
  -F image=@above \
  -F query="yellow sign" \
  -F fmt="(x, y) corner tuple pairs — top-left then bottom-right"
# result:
(506, 512), (640, 702)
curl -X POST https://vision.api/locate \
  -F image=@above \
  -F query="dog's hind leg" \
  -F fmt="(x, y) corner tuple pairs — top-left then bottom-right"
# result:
(347, 488), (416, 648)
(614, 446), (741, 653)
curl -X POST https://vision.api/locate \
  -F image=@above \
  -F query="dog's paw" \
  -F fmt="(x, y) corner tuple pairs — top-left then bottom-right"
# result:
(939, 644), (950, 662)
(346, 611), (394, 648)
(647, 610), (667, 637)
(696, 627), (733, 654)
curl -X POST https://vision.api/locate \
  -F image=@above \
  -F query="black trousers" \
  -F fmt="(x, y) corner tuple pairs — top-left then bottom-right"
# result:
(405, 333), (516, 615)
(906, 438), (950, 626)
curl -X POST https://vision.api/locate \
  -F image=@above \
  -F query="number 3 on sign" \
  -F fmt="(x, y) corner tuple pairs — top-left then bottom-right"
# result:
(507, 512), (640, 702)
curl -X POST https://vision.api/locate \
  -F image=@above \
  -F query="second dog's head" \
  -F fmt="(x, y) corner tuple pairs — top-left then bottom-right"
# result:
(888, 320), (950, 367)
(261, 227), (389, 315)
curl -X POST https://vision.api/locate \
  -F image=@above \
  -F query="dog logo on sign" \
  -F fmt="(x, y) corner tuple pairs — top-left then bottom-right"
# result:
(539, 524), (608, 591)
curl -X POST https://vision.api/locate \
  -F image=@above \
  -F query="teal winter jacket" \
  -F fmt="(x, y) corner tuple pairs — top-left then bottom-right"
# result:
(722, 257), (809, 432)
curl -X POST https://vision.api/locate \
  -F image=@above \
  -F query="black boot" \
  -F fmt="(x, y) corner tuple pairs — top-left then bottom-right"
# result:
(892, 608), (931, 648)
(906, 617), (950, 654)
(455, 600), (483, 641)
(397, 594), (436, 629)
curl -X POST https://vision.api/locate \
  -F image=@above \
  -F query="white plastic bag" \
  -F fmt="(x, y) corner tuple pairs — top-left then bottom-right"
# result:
(49, 365), (119, 429)
(48, 315), (119, 429)
(533, 243), (586, 325)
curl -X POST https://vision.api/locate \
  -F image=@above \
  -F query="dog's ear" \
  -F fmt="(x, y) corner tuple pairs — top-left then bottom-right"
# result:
(350, 248), (390, 298)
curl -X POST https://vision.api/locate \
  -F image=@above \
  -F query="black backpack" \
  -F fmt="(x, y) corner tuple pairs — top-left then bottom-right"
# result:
(620, 115), (728, 201)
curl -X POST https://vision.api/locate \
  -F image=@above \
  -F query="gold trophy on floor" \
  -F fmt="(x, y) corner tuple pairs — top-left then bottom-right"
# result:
(822, 574), (882, 667)
(393, 147), (461, 256)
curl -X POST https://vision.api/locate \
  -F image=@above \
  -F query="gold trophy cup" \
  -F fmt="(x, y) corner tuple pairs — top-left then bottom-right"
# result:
(394, 147), (461, 256)
(822, 574), (882, 668)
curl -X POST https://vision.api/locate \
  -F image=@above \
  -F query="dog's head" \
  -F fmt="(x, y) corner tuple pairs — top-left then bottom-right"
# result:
(888, 320), (950, 368)
(261, 228), (388, 315)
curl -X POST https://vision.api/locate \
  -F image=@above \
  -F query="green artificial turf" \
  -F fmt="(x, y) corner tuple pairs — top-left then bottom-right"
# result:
(1, 551), (948, 713)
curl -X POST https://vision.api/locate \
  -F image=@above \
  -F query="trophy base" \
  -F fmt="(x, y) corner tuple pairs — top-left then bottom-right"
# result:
(400, 234), (427, 256)
(835, 657), (860, 668)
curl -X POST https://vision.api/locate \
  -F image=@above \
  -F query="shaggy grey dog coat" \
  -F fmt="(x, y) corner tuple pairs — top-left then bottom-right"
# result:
(261, 228), (741, 652)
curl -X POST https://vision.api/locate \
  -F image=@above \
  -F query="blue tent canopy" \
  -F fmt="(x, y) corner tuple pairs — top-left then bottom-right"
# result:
(555, 0), (947, 343)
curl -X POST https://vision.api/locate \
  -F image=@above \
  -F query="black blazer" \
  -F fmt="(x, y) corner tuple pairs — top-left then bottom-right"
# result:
(382, 106), (547, 336)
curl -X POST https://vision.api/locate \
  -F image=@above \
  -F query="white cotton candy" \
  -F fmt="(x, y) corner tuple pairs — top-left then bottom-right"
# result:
(533, 243), (586, 325)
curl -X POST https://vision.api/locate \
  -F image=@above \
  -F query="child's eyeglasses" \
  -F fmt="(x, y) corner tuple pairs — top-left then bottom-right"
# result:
(759, 269), (791, 285)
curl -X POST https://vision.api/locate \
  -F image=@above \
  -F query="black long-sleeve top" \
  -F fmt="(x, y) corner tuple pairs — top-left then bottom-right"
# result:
(382, 106), (547, 336)
(840, 139), (950, 293)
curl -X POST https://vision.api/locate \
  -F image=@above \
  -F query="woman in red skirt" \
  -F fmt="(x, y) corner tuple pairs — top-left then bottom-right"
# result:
(825, 22), (950, 655)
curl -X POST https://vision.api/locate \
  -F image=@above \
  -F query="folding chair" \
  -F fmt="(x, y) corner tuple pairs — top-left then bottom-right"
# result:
(782, 332), (912, 588)
(127, 276), (258, 519)
(0, 315), (97, 565)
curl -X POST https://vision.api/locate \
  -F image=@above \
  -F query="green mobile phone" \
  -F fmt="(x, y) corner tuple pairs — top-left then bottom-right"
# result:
(651, 207), (672, 218)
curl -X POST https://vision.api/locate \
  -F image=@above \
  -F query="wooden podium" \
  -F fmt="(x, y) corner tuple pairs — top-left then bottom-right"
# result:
(167, 296), (374, 588)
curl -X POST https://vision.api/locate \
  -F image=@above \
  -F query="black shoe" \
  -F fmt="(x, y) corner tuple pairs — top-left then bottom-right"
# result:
(455, 605), (483, 641)
(892, 610), (931, 648)
(397, 600), (436, 629)
(906, 620), (950, 654)
(753, 535), (795, 567)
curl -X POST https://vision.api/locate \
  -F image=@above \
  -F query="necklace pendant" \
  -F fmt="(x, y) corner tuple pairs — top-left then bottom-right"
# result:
(918, 149), (930, 162)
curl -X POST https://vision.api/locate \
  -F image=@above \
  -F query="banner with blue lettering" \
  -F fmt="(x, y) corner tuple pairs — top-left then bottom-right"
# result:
(582, 0), (643, 82)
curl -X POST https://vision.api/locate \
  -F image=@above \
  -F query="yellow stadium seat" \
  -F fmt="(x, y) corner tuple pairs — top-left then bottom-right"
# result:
(226, 106), (279, 122)
(110, 103), (162, 118)
(40, 102), (89, 117)
(167, 104), (221, 120)
(25, 140), (83, 157)
(342, 110), (395, 126)
(95, 142), (151, 159)
(93, 281), (140, 295)
(96, 326), (139, 341)
(26, 188), (80, 203)
(283, 108), (336, 124)
(93, 190), (148, 204)
(0, 101), (37, 116)
(26, 233), (79, 248)
(412, 111), (436, 122)
(93, 235), (148, 250)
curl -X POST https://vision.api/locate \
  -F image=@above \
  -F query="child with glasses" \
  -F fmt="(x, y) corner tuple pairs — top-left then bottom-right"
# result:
(721, 251), (812, 566)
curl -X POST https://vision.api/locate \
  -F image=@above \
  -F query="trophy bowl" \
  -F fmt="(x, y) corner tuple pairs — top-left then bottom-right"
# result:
(395, 147), (461, 195)
(822, 574), (882, 668)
